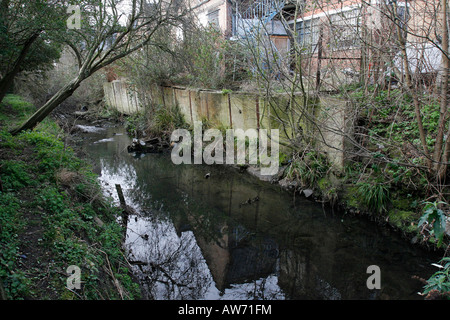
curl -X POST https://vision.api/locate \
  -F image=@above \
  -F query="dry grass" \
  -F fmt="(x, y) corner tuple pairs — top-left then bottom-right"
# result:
(55, 168), (81, 186)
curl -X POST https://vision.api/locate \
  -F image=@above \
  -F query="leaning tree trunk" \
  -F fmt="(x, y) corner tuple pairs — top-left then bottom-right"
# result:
(9, 76), (83, 135)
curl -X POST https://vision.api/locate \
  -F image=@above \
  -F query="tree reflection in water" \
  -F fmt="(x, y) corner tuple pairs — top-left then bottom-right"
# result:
(124, 215), (213, 299)
(123, 213), (285, 300)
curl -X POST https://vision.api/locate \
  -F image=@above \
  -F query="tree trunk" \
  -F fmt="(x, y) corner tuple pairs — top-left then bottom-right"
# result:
(315, 27), (323, 92)
(9, 76), (82, 135)
(433, 0), (450, 178)
(393, 2), (431, 168)
(436, 0), (450, 180)
(0, 31), (41, 103)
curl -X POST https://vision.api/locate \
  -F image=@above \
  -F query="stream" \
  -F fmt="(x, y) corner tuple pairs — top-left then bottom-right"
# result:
(75, 122), (441, 300)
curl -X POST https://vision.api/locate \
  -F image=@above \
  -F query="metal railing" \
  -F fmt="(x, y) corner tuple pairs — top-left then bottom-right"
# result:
(240, 0), (286, 25)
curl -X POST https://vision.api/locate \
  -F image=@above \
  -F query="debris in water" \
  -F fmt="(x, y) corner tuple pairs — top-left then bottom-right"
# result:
(93, 138), (115, 144)
(239, 196), (260, 207)
(127, 137), (170, 153)
(74, 125), (106, 133)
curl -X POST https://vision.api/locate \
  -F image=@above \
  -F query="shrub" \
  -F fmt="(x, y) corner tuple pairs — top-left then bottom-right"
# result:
(0, 193), (29, 299)
(357, 181), (390, 214)
(418, 201), (447, 247)
(286, 151), (329, 187)
(422, 257), (450, 299)
(0, 160), (33, 190)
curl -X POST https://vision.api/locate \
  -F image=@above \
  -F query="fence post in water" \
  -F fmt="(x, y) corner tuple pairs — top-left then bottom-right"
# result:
(115, 184), (126, 208)
(115, 184), (129, 230)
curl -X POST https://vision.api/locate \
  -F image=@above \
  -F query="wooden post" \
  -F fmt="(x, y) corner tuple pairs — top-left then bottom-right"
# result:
(316, 26), (323, 92)
(189, 90), (193, 124)
(255, 96), (260, 131)
(228, 93), (233, 128)
(115, 184), (126, 208)
(161, 86), (166, 108)
(0, 280), (6, 300)
(173, 87), (177, 106)
(205, 93), (210, 120)
(115, 184), (129, 233)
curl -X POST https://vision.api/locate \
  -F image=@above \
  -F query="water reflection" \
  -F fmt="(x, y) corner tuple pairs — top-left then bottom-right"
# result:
(78, 123), (440, 300)
(126, 215), (212, 299)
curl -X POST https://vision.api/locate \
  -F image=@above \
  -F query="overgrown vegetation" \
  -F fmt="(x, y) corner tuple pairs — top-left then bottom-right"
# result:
(116, 23), (253, 94)
(418, 201), (448, 248)
(0, 95), (140, 299)
(124, 102), (189, 142)
(285, 151), (329, 188)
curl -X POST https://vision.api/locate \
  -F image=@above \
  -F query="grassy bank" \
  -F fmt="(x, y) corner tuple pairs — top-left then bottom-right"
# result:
(0, 95), (140, 300)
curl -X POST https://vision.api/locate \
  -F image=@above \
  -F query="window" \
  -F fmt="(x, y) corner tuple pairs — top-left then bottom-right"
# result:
(397, 5), (408, 25)
(394, 3), (410, 36)
(207, 9), (220, 29)
(329, 8), (361, 50)
(296, 18), (320, 50)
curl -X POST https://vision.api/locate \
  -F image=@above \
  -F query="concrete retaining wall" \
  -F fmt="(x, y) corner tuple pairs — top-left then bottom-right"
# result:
(103, 80), (141, 114)
(103, 81), (351, 171)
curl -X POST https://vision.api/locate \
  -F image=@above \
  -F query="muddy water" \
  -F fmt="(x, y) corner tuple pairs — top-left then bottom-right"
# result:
(77, 123), (440, 300)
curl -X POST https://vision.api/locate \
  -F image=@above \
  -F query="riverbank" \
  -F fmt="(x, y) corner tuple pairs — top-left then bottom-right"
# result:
(276, 168), (449, 250)
(0, 95), (141, 299)
(243, 160), (450, 254)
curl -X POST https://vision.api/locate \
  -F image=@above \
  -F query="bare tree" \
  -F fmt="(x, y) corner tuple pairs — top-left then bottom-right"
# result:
(10, 0), (187, 135)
